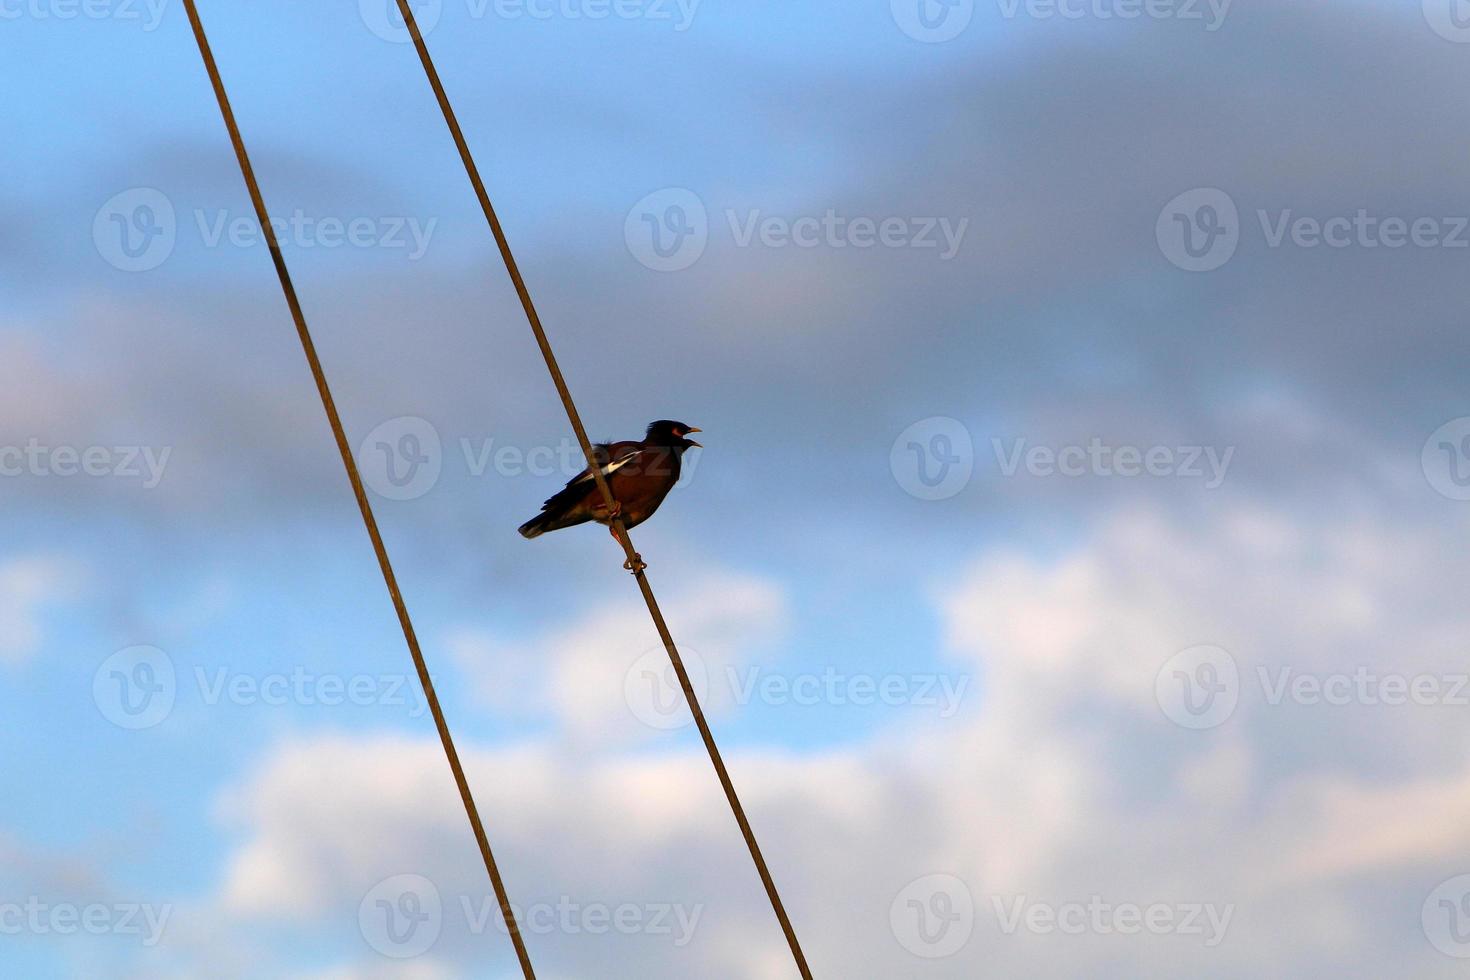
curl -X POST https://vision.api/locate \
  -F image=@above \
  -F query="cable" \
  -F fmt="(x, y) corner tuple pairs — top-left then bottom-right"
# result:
(389, 4), (813, 975)
(179, 3), (537, 976)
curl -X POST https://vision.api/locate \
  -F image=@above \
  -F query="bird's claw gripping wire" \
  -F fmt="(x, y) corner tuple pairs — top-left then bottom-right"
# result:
(605, 511), (645, 573)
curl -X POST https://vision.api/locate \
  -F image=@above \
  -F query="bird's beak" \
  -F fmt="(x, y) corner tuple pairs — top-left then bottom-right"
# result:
(685, 427), (702, 448)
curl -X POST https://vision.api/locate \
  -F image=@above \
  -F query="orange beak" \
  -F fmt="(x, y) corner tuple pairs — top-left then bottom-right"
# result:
(684, 427), (702, 448)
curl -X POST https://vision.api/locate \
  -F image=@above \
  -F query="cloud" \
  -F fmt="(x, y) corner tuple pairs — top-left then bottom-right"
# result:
(0, 553), (81, 665)
(447, 570), (787, 744)
(188, 501), (1470, 977)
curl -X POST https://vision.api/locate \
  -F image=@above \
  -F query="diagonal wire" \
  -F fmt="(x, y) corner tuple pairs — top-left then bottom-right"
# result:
(179, 3), (537, 976)
(389, 3), (813, 976)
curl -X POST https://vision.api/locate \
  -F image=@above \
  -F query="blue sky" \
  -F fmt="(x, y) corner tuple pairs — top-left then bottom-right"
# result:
(7, 0), (1470, 977)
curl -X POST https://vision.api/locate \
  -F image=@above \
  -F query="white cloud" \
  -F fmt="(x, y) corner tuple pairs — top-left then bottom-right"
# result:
(192, 505), (1470, 977)
(449, 571), (788, 745)
(0, 553), (81, 665)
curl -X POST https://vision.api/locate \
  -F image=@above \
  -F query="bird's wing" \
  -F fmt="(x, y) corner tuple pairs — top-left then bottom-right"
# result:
(542, 441), (644, 505)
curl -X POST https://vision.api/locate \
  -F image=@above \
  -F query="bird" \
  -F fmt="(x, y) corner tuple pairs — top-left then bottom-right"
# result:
(518, 420), (702, 542)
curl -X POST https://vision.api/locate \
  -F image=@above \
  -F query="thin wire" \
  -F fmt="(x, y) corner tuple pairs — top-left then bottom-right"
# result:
(179, 4), (536, 976)
(389, 4), (813, 976)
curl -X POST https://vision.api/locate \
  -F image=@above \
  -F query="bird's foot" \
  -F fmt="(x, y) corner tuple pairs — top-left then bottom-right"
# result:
(623, 553), (647, 574)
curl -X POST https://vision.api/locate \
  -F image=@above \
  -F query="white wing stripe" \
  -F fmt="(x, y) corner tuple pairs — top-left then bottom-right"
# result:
(573, 450), (644, 484)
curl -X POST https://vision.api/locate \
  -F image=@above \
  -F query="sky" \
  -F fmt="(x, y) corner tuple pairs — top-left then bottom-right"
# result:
(5, 0), (1470, 976)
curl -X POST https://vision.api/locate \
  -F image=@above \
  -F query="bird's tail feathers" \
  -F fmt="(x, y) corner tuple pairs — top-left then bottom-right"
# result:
(518, 509), (591, 539)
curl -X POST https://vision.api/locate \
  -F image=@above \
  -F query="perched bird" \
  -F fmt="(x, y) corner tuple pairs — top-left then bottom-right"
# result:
(518, 420), (702, 541)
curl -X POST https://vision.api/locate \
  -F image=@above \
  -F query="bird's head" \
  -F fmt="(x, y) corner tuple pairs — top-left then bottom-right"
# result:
(646, 419), (702, 449)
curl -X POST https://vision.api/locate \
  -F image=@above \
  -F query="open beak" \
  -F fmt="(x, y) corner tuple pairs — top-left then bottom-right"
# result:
(684, 427), (702, 448)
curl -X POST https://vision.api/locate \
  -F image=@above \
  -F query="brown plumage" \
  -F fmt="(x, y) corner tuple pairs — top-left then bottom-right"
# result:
(518, 420), (701, 540)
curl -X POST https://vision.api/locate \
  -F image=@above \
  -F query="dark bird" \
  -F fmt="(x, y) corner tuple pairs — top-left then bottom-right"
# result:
(518, 420), (702, 541)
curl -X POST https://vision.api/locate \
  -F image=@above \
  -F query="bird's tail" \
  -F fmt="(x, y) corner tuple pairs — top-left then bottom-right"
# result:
(518, 509), (591, 539)
(518, 513), (551, 539)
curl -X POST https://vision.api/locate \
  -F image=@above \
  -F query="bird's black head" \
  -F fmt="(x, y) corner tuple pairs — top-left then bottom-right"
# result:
(646, 419), (702, 449)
